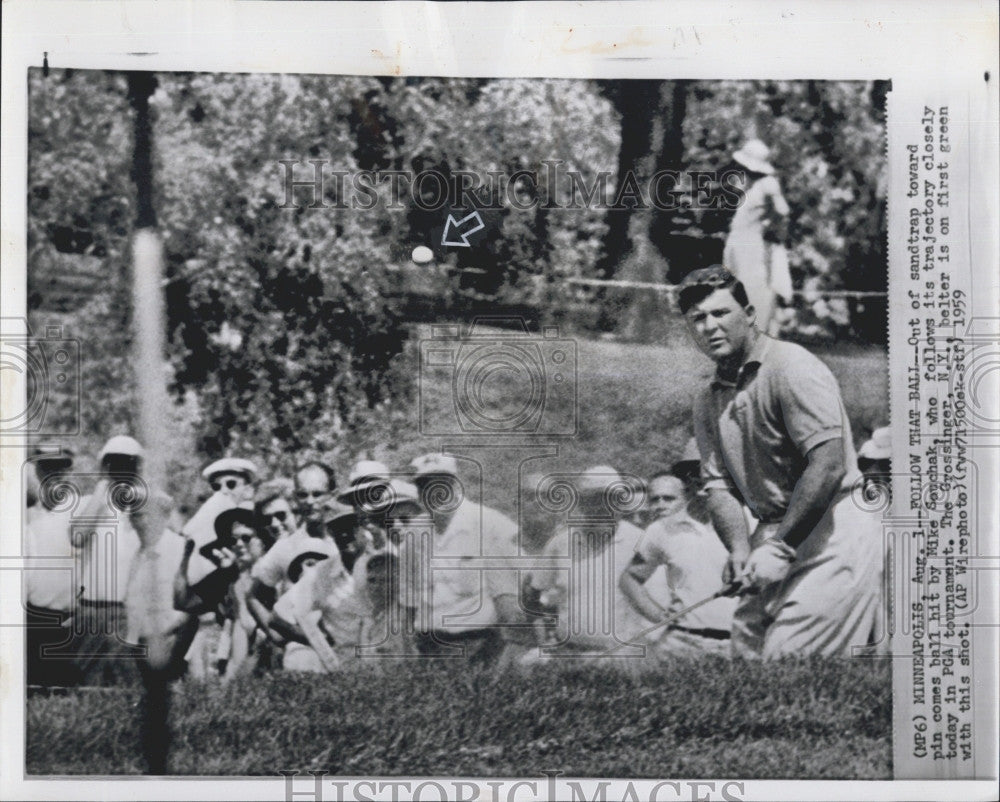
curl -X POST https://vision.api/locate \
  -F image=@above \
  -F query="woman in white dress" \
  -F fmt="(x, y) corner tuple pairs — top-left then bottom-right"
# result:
(723, 139), (793, 335)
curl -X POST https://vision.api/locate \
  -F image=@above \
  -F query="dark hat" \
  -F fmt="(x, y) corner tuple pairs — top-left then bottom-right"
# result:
(33, 444), (74, 468)
(324, 503), (359, 537)
(671, 437), (701, 476)
(199, 506), (257, 560)
(287, 550), (330, 584)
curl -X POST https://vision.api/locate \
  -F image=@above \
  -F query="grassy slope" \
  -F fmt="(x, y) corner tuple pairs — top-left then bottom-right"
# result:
(27, 659), (890, 777)
(389, 325), (888, 518)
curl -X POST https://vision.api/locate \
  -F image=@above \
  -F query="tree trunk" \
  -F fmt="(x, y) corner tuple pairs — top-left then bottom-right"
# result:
(598, 80), (689, 340)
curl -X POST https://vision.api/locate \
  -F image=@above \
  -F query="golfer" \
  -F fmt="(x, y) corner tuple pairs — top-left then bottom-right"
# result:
(679, 266), (881, 658)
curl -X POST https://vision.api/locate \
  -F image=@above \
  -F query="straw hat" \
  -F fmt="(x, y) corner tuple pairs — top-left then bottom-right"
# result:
(732, 139), (776, 175)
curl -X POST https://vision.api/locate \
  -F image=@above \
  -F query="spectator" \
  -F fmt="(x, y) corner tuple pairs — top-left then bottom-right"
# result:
(246, 485), (342, 670)
(294, 461), (337, 536)
(527, 466), (648, 661)
(24, 445), (78, 686)
(270, 543), (352, 672)
(181, 457), (258, 586)
(620, 474), (737, 657)
(858, 426), (891, 493)
(331, 460), (397, 572)
(858, 425), (891, 657)
(724, 139), (793, 336)
(669, 437), (710, 525)
(397, 453), (521, 664)
(274, 546), (409, 672)
(71, 436), (147, 684)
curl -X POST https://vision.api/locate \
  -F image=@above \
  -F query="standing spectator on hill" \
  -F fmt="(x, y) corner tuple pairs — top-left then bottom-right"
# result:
(724, 139), (793, 336)
(620, 474), (736, 657)
(679, 265), (881, 658)
(24, 445), (78, 686)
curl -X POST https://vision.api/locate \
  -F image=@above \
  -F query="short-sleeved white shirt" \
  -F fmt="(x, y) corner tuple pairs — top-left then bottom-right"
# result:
(530, 519), (649, 650)
(398, 500), (519, 633)
(75, 496), (141, 604)
(629, 514), (737, 632)
(24, 506), (77, 611)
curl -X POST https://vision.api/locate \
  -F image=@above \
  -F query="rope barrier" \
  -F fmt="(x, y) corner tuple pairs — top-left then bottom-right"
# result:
(563, 277), (888, 299)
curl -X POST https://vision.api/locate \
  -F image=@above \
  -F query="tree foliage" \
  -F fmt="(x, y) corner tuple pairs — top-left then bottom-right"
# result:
(26, 71), (887, 483)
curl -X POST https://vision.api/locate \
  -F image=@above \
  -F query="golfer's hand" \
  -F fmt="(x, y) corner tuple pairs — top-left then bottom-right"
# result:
(741, 538), (796, 590)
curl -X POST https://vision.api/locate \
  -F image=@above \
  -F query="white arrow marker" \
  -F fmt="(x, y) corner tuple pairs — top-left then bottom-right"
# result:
(442, 211), (485, 247)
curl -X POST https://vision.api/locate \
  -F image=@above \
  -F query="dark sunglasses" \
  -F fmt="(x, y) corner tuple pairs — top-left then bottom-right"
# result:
(265, 510), (290, 524)
(295, 490), (328, 500)
(235, 533), (259, 544)
(212, 478), (242, 492)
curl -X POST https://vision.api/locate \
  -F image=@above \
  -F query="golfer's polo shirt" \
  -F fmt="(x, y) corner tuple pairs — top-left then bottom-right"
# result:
(399, 500), (519, 633)
(693, 335), (860, 524)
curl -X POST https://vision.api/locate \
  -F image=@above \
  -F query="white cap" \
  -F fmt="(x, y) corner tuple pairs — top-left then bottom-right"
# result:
(202, 457), (258, 483)
(346, 460), (390, 485)
(732, 139), (776, 175)
(576, 465), (623, 494)
(409, 453), (459, 477)
(99, 435), (143, 459)
(336, 460), (391, 506)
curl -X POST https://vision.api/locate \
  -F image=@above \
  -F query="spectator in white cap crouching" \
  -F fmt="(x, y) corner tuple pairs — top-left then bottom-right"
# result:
(398, 453), (523, 664)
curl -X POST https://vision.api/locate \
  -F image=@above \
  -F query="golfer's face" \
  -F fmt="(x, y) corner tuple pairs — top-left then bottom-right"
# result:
(684, 288), (754, 362)
(646, 476), (685, 521)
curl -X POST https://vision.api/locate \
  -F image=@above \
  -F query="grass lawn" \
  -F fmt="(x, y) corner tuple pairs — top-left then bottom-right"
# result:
(27, 658), (891, 777)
